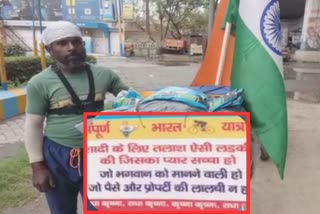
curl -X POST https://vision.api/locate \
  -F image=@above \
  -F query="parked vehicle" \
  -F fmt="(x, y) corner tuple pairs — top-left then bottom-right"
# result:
(160, 33), (207, 56)
(160, 39), (188, 54)
(187, 33), (207, 56)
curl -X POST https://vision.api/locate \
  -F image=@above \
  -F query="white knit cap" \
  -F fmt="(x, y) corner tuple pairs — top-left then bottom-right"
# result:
(41, 21), (82, 45)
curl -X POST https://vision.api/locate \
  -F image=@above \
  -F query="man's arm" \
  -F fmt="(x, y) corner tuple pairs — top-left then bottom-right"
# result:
(24, 113), (45, 163)
(24, 81), (55, 192)
(24, 82), (48, 163)
(108, 70), (130, 96)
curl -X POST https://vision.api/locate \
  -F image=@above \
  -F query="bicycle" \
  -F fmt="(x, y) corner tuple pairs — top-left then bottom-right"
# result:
(187, 120), (215, 134)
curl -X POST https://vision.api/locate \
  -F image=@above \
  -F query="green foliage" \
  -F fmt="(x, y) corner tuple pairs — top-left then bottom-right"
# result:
(5, 56), (42, 85)
(182, 8), (209, 33)
(4, 55), (97, 86)
(4, 44), (27, 56)
(152, 0), (209, 38)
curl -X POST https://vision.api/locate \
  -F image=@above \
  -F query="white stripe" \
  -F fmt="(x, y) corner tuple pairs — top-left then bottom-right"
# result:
(239, 0), (283, 75)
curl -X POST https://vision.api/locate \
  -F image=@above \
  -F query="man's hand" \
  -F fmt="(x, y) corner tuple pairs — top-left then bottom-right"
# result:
(31, 161), (55, 192)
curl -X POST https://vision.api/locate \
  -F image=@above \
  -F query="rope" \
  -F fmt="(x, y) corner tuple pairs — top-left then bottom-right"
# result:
(69, 148), (81, 176)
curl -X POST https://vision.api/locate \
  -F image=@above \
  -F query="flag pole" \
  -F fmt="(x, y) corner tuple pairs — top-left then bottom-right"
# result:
(215, 22), (232, 86)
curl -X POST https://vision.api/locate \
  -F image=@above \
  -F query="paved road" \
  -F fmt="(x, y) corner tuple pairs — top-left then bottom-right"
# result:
(1, 57), (320, 214)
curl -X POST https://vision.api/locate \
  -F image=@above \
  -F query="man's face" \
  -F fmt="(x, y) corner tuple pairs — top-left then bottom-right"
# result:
(47, 37), (87, 70)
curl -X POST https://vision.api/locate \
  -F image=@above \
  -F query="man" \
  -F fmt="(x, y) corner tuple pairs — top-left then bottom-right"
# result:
(24, 21), (129, 214)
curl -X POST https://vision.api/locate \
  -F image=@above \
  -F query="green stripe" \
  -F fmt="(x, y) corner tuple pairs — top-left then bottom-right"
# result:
(222, 0), (239, 34)
(231, 17), (288, 179)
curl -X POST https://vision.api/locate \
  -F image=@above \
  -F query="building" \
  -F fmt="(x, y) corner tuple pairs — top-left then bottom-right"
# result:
(0, 0), (131, 56)
(280, 0), (320, 62)
(0, 0), (319, 61)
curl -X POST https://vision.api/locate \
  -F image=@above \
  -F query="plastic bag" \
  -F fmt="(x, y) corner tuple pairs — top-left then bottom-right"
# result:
(140, 86), (210, 111)
(138, 100), (207, 112)
(208, 89), (244, 111)
(111, 89), (142, 110)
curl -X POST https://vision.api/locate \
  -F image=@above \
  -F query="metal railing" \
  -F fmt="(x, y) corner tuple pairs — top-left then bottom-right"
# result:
(0, 16), (32, 52)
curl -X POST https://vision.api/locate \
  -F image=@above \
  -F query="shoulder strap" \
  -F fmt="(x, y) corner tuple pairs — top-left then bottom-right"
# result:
(85, 63), (95, 102)
(52, 64), (95, 109)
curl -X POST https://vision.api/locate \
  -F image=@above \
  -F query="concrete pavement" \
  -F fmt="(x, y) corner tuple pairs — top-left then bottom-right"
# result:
(0, 115), (25, 160)
(1, 57), (319, 214)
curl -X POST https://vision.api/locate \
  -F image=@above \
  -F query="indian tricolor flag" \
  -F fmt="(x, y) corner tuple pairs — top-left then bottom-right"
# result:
(225, 0), (288, 179)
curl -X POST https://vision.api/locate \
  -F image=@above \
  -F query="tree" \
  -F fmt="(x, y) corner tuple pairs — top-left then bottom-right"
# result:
(154, 0), (208, 39)
(133, 0), (156, 41)
(132, 0), (208, 41)
(146, 0), (150, 36)
(156, 1), (165, 40)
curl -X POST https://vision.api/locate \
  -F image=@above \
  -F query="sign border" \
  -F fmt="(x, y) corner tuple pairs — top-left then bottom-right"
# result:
(83, 111), (251, 214)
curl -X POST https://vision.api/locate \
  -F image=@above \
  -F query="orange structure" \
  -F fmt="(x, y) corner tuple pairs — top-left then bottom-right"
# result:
(191, 0), (235, 87)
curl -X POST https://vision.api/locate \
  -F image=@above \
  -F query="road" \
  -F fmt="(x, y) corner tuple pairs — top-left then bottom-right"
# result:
(1, 56), (319, 214)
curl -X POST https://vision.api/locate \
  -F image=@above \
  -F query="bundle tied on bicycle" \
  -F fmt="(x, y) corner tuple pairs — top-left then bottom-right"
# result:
(103, 86), (255, 179)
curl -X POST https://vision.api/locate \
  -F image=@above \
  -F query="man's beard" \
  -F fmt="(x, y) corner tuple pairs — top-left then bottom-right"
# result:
(58, 48), (87, 70)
